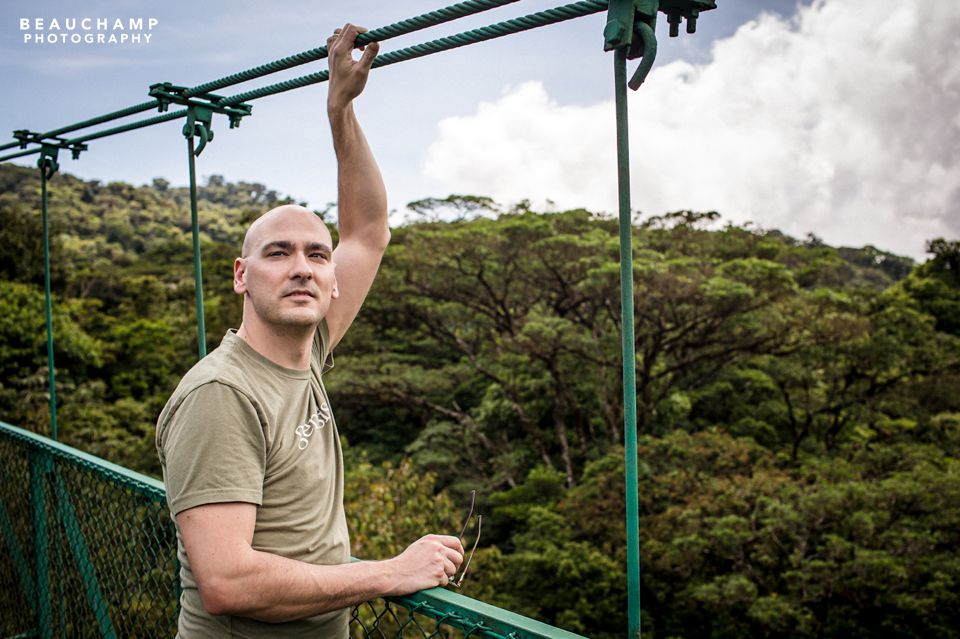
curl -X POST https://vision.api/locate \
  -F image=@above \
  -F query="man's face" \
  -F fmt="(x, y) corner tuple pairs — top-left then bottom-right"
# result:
(234, 207), (339, 330)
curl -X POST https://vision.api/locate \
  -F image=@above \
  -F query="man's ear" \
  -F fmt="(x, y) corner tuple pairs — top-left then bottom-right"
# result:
(233, 258), (247, 294)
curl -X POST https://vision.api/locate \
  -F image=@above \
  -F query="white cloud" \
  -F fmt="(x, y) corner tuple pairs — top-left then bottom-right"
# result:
(422, 0), (960, 259)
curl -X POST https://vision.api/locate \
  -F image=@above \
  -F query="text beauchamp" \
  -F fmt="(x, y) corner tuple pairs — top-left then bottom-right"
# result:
(20, 18), (159, 31)
(20, 18), (159, 44)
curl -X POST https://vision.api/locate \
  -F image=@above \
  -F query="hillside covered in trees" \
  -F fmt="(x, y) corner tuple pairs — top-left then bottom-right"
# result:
(1, 163), (959, 638)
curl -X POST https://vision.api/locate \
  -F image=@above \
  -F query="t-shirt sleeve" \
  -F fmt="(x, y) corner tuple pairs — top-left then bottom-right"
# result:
(160, 382), (266, 516)
(316, 318), (335, 373)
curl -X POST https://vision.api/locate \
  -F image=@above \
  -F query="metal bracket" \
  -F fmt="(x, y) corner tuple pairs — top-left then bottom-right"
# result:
(661, 0), (716, 37)
(603, 0), (716, 90)
(183, 106), (216, 156)
(38, 144), (61, 179)
(149, 82), (252, 156)
(14, 130), (87, 161)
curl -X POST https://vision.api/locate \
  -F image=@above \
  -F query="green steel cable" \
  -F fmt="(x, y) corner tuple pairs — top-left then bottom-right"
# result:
(372, 0), (606, 68)
(216, 0), (607, 106)
(0, 146), (45, 162)
(71, 110), (186, 144)
(186, 133), (207, 359)
(0, 0), (607, 164)
(614, 46), (641, 639)
(0, 111), (188, 162)
(0, 99), (159, 153)
(0, 0), (522, 154)
(40, 155), (59, 441)
(185, 0), (523, 98)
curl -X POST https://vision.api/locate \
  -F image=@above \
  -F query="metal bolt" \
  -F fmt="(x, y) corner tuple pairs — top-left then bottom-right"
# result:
(604, 20), (627, 45)
(667, 12), (682, 37)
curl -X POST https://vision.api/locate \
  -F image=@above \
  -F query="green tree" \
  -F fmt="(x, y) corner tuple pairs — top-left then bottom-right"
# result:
(900, 238), (960, 335)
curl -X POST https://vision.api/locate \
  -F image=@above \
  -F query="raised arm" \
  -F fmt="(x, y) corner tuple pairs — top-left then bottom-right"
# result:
(178, 502), (463, 621)
(324, 23), (390, 350)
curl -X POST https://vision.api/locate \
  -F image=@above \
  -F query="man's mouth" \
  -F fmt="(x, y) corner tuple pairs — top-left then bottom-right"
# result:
(284, 289), (316, 299)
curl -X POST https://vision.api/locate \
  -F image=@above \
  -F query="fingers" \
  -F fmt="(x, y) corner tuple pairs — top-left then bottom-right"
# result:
(420, 534), (464, 564)
(326, 22), (378, 107)
(325, 26), (341, 48)
(444, 543), (464, 572)
(433, 533), (466, 556)
(390, 533), (469, 595)
(359, 40), (380, 66)
(435, 536), (464, 584)
(422, 534), (464, 583)
(328, 23), (370, 53)
(442, 556), (458, 579)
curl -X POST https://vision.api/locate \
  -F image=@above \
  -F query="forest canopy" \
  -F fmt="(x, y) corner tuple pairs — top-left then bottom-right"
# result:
(1, 163), (958, 638)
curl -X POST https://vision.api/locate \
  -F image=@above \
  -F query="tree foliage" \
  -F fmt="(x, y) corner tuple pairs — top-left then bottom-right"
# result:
(1, 163), (958, 637)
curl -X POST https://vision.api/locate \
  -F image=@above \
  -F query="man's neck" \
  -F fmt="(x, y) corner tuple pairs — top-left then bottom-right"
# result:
(235, 320), (314, 370)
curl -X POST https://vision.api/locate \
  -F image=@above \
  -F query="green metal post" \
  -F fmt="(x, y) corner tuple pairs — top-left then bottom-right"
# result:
(39, 153), (58, 440)
(186, 134), (207, 359)
(54, 476), (117, 638)
(614, 46), (642, 639)
(30, 451), (53, 639)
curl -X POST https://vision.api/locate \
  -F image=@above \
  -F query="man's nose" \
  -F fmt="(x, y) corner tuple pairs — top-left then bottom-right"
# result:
(289, 251), (312, 279)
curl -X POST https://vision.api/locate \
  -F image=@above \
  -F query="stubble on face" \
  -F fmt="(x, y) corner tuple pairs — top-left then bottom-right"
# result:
(238, 205), (337, 331)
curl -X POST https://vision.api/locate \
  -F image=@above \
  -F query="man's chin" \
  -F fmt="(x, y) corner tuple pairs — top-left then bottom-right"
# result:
(272, 310), (325, 329)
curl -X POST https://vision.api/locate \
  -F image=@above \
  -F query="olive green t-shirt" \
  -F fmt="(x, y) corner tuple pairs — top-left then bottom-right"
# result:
(156, 324), (350, 638)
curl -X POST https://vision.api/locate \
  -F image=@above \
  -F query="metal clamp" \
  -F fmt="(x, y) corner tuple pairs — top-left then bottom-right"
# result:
(14, 130), (87, 160)
(38, 144), (61, 179)
(661, 0), (716, 37)
(149, 82), (252, 127)
(182, 106), (216, 156)
(603, 0), (716, 90)
(148, 82), (253, 156)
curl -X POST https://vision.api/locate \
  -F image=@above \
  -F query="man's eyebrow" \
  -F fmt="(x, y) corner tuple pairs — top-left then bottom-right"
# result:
(260, 240), (292, 254)
(260, 240), (332, 254)
(305, 242), (333, 254)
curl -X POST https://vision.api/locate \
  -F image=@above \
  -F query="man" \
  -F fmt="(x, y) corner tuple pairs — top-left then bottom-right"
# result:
(156, 24), (464, 638)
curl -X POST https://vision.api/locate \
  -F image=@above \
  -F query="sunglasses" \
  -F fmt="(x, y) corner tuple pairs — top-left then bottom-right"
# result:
(450, 489), (482, 589)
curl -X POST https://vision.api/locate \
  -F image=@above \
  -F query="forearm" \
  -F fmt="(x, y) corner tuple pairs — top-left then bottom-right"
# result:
(328, 103), (389, 247)
(180, 501), (462, 623)
(204, 546), (398, 622)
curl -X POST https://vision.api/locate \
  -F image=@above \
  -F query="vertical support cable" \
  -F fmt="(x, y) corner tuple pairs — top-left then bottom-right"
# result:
(39, 153), (59, 441)
(614, 46), (641, 639)
(185, 135), (207, 359)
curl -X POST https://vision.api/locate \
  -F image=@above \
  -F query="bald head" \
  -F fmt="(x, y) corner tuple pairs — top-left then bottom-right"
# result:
(242, 205), (333, 257)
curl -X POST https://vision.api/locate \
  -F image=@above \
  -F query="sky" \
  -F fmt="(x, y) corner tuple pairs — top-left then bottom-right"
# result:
(1, 0), (957, 260)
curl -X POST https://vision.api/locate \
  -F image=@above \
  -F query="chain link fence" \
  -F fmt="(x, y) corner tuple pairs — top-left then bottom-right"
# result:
(0, 422), (176, 638)
(0, 421), (584, 639)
